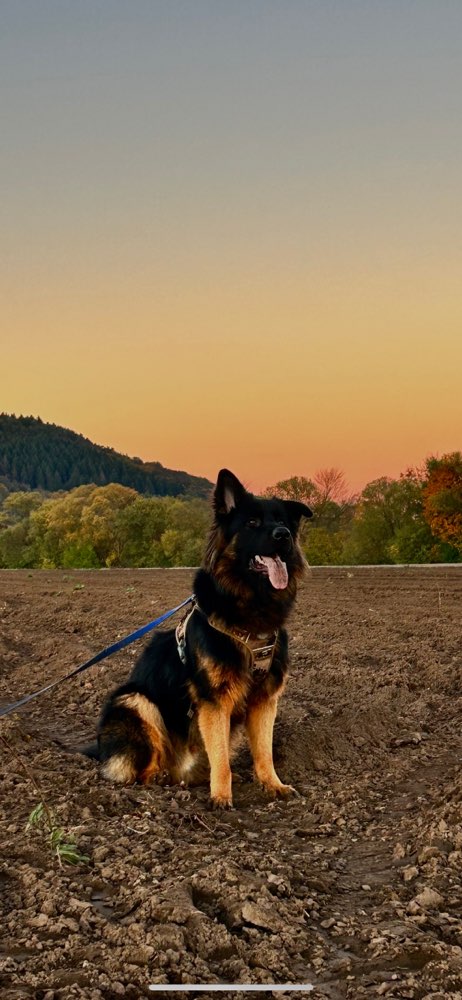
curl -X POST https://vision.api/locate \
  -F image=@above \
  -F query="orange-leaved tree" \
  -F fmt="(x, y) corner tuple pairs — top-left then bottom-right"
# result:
(423, 453), (462, 555)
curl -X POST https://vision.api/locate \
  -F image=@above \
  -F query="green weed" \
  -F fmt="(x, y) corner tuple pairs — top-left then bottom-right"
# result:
(26, 801), (90, 867)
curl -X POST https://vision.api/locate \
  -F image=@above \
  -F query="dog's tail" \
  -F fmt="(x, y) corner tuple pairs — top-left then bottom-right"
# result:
(80, 742), (100, 760)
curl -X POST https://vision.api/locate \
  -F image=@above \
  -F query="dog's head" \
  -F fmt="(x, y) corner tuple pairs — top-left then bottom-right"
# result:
(204, 469), (313, 594)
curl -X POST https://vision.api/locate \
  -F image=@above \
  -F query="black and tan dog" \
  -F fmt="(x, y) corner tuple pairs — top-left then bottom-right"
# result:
(86, 470), (312, 807)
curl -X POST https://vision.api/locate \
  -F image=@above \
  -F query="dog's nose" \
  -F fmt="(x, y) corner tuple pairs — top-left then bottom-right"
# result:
(272, 526), (291, 542)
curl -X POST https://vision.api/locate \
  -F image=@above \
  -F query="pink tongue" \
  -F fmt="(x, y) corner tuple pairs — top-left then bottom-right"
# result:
(259, 556), (288, 590)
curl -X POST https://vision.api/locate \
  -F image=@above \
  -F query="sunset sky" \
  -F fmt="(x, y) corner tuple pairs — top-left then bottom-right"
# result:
(2, 1), (461, 494)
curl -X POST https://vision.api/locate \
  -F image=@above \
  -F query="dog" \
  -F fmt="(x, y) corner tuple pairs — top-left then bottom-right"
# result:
(85, 469), (312, 807)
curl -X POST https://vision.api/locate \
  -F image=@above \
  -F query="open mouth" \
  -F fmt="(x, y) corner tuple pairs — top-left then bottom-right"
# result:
(250, 555), (289, 590)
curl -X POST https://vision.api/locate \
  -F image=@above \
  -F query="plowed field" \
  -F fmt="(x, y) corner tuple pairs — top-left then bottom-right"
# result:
(1, 567), (461, 1000)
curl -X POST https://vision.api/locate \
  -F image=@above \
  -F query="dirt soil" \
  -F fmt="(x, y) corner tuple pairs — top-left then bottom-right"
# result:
(1, 566), (461, 1000)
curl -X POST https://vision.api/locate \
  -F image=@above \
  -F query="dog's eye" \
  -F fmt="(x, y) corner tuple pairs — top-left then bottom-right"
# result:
(246, 518), (261, 529)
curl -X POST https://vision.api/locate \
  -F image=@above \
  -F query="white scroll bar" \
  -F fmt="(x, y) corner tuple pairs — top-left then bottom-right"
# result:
(149, 986), (314, 992)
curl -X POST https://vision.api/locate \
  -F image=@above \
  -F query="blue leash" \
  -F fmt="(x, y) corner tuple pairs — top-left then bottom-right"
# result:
(0, 595), (194, 719)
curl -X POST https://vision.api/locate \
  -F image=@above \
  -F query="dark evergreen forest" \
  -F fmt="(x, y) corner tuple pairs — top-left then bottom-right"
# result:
(0, 414), (212, 498)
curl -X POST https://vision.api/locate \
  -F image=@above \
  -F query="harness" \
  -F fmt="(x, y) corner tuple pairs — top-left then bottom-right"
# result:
(175, 601), (279, 675)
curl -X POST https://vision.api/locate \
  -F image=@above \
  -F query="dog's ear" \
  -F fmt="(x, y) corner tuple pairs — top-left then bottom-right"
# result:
(283, 500), (314, 529)
(214, 469), (247, 515)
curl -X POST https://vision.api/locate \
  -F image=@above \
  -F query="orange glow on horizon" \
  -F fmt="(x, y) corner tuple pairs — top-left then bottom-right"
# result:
(3, 253), (461, 497)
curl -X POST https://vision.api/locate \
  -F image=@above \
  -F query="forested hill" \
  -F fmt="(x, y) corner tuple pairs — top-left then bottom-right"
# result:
(0, 414), (212, 498)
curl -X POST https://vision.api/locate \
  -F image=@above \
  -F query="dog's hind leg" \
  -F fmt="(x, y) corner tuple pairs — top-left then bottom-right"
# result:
(99, 692), (171, 785)
(246, 695), (295, 798)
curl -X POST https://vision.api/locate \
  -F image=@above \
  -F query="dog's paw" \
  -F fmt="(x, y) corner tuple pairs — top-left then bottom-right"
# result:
(210, 794), (234, 810)
(275, 782), (298, 799)
(262, 780), (298, 800)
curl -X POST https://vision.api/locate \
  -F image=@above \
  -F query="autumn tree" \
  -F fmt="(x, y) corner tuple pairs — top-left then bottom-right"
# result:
(27, 484), (139, 567)
(263, 476), (318, 506)
(263, 469), (352, 562)
(423, 453), (462, 556)
(265, 468), (349, 511)
(0, 491), (46, 568)
(79, 484), (138, 565)
(343, 470), (451, 564)
(115, 496), (170, 566)
(24, 488), (210, 568)
(159, 498), (209, 566)
(29, 485), (98, 567)
(0, 491), (44, 525)
(313, 467), (349, 505)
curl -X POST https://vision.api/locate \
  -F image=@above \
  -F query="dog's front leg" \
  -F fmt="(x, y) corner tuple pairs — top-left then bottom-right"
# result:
(246, 695), (295, 798)
(197, 701), (232, 808)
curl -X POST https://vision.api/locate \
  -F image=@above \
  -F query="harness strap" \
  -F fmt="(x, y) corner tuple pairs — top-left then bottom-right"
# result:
(176, 604), (278, 674)
(175, 603), (197, 665)
(211, 618), (279, 673)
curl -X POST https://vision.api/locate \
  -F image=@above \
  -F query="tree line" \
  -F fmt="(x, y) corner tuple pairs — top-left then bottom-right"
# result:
(0, 454), (460, 569)
(0, 414), (211, 497)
